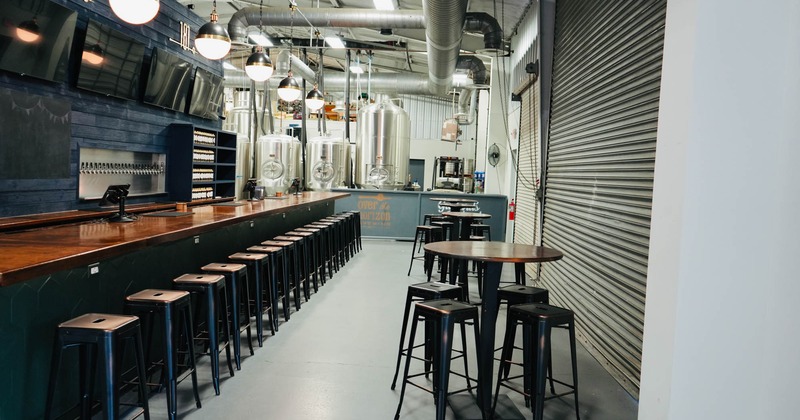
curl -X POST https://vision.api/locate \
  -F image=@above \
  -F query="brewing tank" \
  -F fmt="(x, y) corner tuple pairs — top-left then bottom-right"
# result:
(355, 100), (410, 189)
(255, 134), (301, 196)
(306, 134), (349, 190)
(235, 135), (252, 199)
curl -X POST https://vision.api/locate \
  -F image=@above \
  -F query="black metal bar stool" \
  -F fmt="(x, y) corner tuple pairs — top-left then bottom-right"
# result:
(390, 282), (466, 390)
(284, 230), (320, 294)
(262, 239), (303, 312)
(124, 289), (201, 420)
(202, 263), (254, 371)
(394, 299), (481, 420)
(172, 273), (234, 396)
(495, 285), (551, 397)
(332, 213), (356, 260)
(343, 210), (362, 252)
(229, 252), (276, 346)
(408, 225), (443, 276)
(45, 313), (150, 420)
(245, 245), (287, 324)
(493, 303), (580, 420)
(306, 222), (336, 279)
(309, 221), (339, 273)
(294, 226), (327, 286)
(470, 223), (492, 241)
(273, 235), (312, 301)
(321, 216), (348, 265)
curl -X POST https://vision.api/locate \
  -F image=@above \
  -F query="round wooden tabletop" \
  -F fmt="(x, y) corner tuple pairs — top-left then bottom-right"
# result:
(442, 211), (492, 219)
(429, 197), (479, 204)
(424, 241), (564, 263)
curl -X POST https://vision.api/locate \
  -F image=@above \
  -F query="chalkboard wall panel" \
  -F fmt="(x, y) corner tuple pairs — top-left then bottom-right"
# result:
(0, 0), (222, 217)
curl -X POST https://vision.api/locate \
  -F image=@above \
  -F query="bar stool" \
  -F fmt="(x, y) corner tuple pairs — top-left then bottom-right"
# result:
(343, 210), (362, 252)
(495, 285), (550, 388)
(45, 313), (150, 420)
(307, 222), (337, 276)
(493, 303), (580, 420)
(309, 221), (340, 273)
(322, 216), (349, 264)
(408, 225), (443, 276)
(333, 212), (357, 260)
(262, 239), (303, 312)
(173, 273), (234, 395)
(470, 223), (492, 241)
(229, 252), (276, 346)
(246, 245), (288, 324)
(284, 230), (320, 294)
(394, 299), (480, 420)
(294, 227), (327, 286)
(124, 289), (201, 420)
(431, 220), (455, 242)
(423, 213), (441, 225)
(390, 282), (466, 390)
(202, 263), (254, 371)
(273, 235), (312, 302)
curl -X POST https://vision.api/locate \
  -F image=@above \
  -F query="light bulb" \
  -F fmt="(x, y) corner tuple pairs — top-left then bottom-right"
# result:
(195, 10), (231, 60)
(109, 0), (160, 25)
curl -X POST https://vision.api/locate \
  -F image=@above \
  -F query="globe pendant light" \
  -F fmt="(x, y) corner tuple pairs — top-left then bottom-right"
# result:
(109, 0), (160, 25)
(305, 85), (324, 111)
(245, 47), (273, 82)
(16, 19), (40, 43)
(278, 70), (301, 102)
(195, 0), (231, 60)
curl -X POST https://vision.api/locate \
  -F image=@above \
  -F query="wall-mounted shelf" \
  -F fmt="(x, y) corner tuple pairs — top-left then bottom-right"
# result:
(168, 124), (238, 202)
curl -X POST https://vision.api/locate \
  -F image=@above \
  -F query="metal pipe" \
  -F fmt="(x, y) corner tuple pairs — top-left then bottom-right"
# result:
(422, 0), (468, 95)
(463, 12), (505, 53)
(319, 47), (327, 134)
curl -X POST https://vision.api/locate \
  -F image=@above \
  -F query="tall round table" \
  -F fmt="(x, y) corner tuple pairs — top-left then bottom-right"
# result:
(423, 241), (564, 419)
(438, 201), (477, 212)
(442, 211), (492, 240)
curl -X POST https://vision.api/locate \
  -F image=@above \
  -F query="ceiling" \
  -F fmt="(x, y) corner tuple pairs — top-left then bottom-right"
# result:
(179, 0), (534, 79)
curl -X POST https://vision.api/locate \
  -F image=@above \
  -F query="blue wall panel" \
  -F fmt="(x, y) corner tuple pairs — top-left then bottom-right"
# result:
(0, 0), (223, 217)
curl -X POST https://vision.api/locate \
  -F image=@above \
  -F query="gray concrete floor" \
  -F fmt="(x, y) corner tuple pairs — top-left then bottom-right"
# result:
(147, 239), (638, 419)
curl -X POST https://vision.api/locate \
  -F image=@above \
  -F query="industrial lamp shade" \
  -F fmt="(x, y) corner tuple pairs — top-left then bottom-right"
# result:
(16, 20), (39, 43)
(109, 0), (160, 25)
(277, 72), (302, 102)
(305, 87), (325, 111)
(195, 14), (231, 60)
(245, 49), (273, 82)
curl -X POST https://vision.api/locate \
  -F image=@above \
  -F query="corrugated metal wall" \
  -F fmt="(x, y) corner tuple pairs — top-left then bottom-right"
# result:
(540, 0), (666, 397)
(513, 83), (542, 277)
(399, 94), (475, 141)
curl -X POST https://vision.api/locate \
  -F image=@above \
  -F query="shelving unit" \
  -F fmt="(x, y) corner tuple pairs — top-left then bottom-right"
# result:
(168, 124), (238, 202)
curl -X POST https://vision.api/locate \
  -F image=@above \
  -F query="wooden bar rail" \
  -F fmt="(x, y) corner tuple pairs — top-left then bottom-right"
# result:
(0, 192), (349, 287)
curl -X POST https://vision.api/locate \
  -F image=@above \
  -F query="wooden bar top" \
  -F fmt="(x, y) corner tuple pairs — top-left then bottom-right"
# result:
(0, 192), (348, 287)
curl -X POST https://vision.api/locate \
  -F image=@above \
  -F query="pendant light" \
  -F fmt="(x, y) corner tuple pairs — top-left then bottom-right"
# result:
(277, 7), (300, 101)
(305, 85), (324, 111)
(278, 70), (301, 101)
(109, 0), (160, 25)
(195, 0), (231, 60)
(246, 47), (273, 82)
(16, 19), (40, 43)
(245, 0), (273, 82)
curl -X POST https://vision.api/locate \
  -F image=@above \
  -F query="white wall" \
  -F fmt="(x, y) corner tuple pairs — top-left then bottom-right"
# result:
(639, 1), (800, 418)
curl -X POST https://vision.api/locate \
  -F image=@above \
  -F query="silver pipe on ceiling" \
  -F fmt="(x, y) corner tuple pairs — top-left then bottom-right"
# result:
(227, 7), (425, 41)
(422, 0), (468, 95)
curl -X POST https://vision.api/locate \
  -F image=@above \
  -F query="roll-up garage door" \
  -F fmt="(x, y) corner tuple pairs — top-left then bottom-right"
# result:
(513, 80), (541, 281)
(540, 0), (666, 397)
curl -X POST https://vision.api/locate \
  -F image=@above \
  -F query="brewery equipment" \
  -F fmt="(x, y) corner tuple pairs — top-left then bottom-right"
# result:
(355, 99), (410, 189)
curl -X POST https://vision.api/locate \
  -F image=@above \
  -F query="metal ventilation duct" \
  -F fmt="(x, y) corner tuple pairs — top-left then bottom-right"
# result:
(464, 12), (505, 54)
(422, 0), (468, 95)
(455, 55), (488, 85)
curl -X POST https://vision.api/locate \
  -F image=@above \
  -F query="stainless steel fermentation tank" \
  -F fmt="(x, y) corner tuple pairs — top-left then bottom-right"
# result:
(255, 134), (301, 196)
(306, 134), (349, 190)
(355, 100), (410, 190)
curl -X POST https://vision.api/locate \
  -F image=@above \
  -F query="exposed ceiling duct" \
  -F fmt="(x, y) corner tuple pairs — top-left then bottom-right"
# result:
(227, 7), (426, 42)
(422, 0), (468, 95)
(273, 49), (316, 81)
(455, 55), (488, 85)
(463, 12), (505, 54)
(455, 85), (489, 125)
(226, 2), (501, 96)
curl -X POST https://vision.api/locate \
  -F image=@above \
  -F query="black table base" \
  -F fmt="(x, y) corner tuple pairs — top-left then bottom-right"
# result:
(448, 394), (526, 420)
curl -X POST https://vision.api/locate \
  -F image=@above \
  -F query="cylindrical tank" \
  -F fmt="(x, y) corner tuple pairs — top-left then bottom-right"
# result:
(355, 99), (410, 189)
(235, 135), (252, 199)
(306, 134), (349, 190)
(255, 134), (301, 196)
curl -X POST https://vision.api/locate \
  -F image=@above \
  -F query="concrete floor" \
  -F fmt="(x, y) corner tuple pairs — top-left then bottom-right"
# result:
(146, 239), (638, 419)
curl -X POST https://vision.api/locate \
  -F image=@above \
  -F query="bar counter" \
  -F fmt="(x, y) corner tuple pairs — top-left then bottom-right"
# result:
(0, 191), (347, 419)
(0, 192), (347, 287)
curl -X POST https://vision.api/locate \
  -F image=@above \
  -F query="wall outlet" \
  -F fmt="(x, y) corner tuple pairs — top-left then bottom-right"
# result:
(249, 220), (255, 228)
(88, 263), (100, 276)
(194, 235), (200, 244)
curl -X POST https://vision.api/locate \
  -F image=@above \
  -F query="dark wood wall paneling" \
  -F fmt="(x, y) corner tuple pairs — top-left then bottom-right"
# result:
(0, 0), (224, 217)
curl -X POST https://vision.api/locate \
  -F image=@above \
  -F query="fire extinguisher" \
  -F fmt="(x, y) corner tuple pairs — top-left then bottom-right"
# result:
(508, 199), (516, 221)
